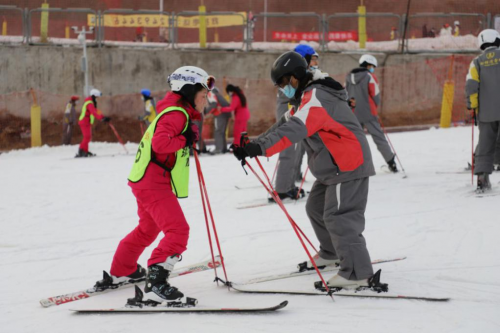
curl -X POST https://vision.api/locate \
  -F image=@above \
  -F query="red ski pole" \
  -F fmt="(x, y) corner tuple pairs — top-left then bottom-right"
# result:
(194, 149), (230, 289)
(471, 110), (477, 185)
(108, 123), (129, 154)
(245, 160), (333, 300)
(139, 122), (145, 136)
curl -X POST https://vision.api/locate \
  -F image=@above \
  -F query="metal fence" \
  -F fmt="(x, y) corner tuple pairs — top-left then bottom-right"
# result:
(0, 5), (26, 43)
(325, 13), (402, 52)
(2, 6), (499, 53)
(172, 11), (246, 50)
(27, 7), (98, 45)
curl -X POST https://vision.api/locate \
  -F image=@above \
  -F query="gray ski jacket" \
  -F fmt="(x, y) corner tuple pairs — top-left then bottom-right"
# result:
(465, 46), (500, 122)
(345, 68), (381, 123)
(254, 74), (375, 185)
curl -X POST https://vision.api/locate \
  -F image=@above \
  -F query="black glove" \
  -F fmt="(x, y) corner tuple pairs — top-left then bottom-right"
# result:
(182, 123), (199, 148)
(102, 117), (111, 123)
(232, 144), (249, 161)
(231, 142), (262, 162)
(137, 115), (143, 121)
(244, 142), (262, 158)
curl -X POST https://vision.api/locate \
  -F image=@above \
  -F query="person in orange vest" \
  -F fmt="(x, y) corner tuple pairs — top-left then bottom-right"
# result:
(62, 95), (79, 145)
(76, 89), (111, 157)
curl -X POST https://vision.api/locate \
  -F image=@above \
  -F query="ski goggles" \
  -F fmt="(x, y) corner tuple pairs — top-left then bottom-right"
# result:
(203, 76), (216, 91)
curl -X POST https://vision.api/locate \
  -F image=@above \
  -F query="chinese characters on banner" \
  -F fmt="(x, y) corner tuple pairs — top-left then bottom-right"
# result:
(87, 13), (246, 28)
(272, 31), (358, 41)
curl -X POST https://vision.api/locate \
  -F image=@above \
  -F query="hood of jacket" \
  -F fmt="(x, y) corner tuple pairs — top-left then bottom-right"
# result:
(301, 72), (349, 102)
(346, 67), (370, 85)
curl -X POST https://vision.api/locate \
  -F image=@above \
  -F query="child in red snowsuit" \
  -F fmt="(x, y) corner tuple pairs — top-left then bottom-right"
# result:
(95, 66), (215, 304)
(77, 89), (110, 157)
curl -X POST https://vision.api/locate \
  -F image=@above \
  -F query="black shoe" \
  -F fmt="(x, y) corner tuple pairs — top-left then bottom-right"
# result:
(476, 173), (491, 193)
(387, 157), (398, 173)
(268, 187), (305, 203)
(144, 264), (184, 301)
(75, 149), (87, 158)
(94, 264), (146, 291)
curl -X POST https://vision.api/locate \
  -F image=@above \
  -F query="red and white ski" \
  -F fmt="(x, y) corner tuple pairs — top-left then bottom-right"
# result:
(39, 256), (221, 308)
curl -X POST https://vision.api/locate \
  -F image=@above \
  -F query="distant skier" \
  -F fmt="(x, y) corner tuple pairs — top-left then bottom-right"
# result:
(138, 89), (157, 128)
(62, 96), (79, 145)
(94, 66), (215, 303)
(207, 87), (231, 154)
(76, 89), (111, 157)
(466, 29), (500, 192)
(232, 51), (381, 290)
(218, 84), (250, 146)
(345, 54), (398, 173)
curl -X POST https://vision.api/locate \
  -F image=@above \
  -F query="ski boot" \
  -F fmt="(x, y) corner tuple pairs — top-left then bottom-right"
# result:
(297, 253), (339, 272)
(94, 264), (146, 291)
(268, 187), (305, 203)
(75, 149), (87, 158)
(314, 269), (388, 293)
(144, 255), (184, 303)
(476, 173), (491, 193)
(387, 157), (399, 173)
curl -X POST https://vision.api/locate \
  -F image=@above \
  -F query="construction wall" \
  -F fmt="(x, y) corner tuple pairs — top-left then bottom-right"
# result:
(0, 45), (477, 150)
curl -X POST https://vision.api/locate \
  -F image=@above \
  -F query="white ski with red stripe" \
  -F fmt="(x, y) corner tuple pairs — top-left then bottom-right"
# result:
(39, 256), (221, 308)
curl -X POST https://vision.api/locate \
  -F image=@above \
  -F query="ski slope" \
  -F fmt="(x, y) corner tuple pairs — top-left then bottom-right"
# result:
(1, 126), (499, 332)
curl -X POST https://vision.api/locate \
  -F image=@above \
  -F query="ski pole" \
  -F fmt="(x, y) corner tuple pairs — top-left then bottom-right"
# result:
(296, 166), (309, 200)
(471, 110), (477, 185)
(378, 118), (407, 178)
(271, 159), (280, 185)
(139, 122), (145, 136)
(194, 149), (230, 289)
(245, 160), (333, 300)
(108, 123), (129, 154)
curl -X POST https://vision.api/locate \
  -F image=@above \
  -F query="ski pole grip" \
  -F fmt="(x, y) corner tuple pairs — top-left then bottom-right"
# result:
(240, 132), (250, 147)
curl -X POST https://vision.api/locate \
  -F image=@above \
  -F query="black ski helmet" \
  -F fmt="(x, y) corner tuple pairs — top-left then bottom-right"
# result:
(271, 51), (308, 86)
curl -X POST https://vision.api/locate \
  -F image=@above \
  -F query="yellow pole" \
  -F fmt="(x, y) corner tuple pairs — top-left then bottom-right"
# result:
(440, 55), (455, 128)
(358, 4), (366, 49)
(199, 4), (207, 48)
(214, 28), (219, 43)
(40, 3), (50, 43)
(65, 21), (69, 39)
(30, 89), (42, 147)
(2, 17), (7, 36)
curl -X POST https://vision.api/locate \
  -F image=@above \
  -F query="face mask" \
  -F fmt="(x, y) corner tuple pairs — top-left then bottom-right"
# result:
(369, 68), (375, 73)
(310, 66), (318, 71)
(280, 84), (296, 98)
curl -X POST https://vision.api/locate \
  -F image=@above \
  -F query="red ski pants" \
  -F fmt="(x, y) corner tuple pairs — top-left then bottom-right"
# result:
(110, 188), (190, 277)
(232, 117), (249, 146)
(79, 123), (92, 152)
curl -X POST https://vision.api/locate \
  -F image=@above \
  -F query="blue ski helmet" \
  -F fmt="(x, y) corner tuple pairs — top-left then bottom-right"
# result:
(141, 89), (151, 97)
(293, 44), (318, 58)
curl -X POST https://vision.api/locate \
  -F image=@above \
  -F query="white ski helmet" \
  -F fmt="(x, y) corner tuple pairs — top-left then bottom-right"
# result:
(477, 29), (500, 49)
(89, 88), (102, 97)
(359, 54), (378, 67)
(168, 66), (215, 92)
(454, 21), (460, 26)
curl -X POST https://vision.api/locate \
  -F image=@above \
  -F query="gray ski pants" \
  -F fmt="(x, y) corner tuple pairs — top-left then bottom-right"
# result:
(293, 141), (306, 181)
(275, 142), (302, 193)
(214, 113), (231, 152)
(475, 120), (500, 174)
(362, 119), (394, 163)
(495, 129), (500, 165)
(306, 177), (374, 280)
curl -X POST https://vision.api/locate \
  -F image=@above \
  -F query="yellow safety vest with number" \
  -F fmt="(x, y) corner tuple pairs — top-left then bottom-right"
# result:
(128, 106), (190, 198)
(79, 100), (95, 125)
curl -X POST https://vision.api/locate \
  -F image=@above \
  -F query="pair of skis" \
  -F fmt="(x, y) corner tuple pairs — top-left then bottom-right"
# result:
(228, 256), (449, 302)
(41, 256), (288, 313)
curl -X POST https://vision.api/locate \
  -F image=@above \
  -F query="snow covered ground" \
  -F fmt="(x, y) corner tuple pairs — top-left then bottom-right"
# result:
(1, 126), (499, 332)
